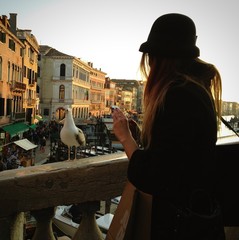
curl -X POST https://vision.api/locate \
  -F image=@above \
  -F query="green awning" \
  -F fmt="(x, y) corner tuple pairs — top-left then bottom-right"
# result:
(2, 122), (30, 137)
(29, 124), (37, 129)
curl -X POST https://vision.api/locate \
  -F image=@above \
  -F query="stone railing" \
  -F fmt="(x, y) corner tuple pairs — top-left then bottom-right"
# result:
(0, 152), (128, 240)
(0, 150), (238, 240)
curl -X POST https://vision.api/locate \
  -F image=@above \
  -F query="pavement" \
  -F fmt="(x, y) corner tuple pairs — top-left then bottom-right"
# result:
(34, 139), (51, 165)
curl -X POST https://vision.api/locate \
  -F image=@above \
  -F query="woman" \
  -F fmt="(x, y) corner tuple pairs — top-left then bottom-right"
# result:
(112, 13), (225, 240)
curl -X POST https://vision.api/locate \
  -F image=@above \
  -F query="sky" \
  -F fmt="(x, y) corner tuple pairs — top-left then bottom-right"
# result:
(1, 0), (239, 102)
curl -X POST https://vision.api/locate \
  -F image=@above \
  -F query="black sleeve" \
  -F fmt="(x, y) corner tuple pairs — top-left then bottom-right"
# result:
(127, 84), (217, 195)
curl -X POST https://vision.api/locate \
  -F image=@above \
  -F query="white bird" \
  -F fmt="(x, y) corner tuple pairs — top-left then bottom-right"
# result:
(60, 106), (86, 160)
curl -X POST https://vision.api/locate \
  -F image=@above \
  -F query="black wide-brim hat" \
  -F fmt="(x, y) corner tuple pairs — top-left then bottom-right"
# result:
(139, 13), (200, 58)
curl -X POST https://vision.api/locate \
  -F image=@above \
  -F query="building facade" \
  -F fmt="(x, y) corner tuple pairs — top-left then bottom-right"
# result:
(0, 13), (39, 145)
(104, 77), (117, 114)
(88, 62), (107, 117)
(38, 45), (91, 122)
(17, 28), (39, 125)
(111, 79), (143, 113)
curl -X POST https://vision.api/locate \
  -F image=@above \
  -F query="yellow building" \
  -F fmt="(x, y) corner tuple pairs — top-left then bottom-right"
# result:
(88, 62), (107, 117)
(0, 13), (39, 146)
(0, 14), (27, 144)
(17, 28), (39, 125)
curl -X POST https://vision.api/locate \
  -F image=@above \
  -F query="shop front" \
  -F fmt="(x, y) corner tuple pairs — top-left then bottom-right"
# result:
(13, 139), (37, 166)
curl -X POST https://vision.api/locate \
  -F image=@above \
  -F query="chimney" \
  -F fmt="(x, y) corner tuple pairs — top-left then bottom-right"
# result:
(88, 62), (93, 68)
(9, 13), (17, 35)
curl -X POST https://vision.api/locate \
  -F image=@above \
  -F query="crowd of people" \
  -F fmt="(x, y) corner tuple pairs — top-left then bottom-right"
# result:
(0, 120), (59, 171)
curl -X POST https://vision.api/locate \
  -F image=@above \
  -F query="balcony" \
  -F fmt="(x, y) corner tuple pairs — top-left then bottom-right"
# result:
(11, 112), (26, 121)
(11, 82), (27, 92)
(0, 151), (238, 240)
(28, 80), (35, 87)
(24, 98), (36, 106)
(0, 152), (128, 239)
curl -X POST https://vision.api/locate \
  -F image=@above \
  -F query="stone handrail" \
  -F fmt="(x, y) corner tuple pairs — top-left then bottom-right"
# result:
(0, 152), (128, 239)
(0, 150), (238, 240)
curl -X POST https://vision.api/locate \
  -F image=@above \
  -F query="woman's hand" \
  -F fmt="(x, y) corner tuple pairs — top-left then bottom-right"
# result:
(112, 108), (131, 143)
(112, 108), (139, 159)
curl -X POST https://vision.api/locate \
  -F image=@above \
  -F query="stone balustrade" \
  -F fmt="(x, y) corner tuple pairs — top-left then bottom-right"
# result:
(0, 152), (128, 240)
(0, 150), (238, 240)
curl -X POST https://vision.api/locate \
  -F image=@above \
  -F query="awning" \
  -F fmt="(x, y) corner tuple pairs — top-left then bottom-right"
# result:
(2, 122), (30, 137)
(29, 124), (37, 129)
(14, 139), (37, 151)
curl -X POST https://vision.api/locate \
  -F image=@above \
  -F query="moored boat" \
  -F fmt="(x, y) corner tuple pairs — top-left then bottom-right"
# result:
(53, 205), (114, 238)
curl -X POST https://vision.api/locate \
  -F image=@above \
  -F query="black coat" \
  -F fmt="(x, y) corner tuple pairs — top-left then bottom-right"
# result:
(127, 82), (225, 240)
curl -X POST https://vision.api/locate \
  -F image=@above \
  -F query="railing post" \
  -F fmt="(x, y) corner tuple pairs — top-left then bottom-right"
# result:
(31, 207), (56, 240)
(12, 212), (25, 240)
(104, 199), (111, 214)
(0, 213), (24, 240)
(72, 201), (104, 240)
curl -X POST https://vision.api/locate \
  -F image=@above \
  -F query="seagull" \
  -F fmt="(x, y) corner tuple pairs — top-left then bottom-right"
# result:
(60, 106), (86, 160)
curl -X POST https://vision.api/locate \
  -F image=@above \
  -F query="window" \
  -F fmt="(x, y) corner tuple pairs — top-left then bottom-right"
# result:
(79, 69), (88, 81)
(0, 98), (4, 116)
(36, 85), (40, 94)
(59, 85), (65, 100)
(6, 99), (12, 115)
(7, 62), (10, 83)
(0, 32), (6, 43)
(20, 48), (24, 57)
(28, 68), (34, 85)
(11, 63), (14, 84)
(34, 71), (37, 82)
(38, 66), (40, 77)
(28, 48), (34, 62)
(0, 57), (2, 80)
(16, 66), (19, 82)
(85, 90), (89, 100)
(44, 108), (49, 116)
(9, 39), (15, 51)
(24, 66), (27, 78)
(60, 64), (66, 77)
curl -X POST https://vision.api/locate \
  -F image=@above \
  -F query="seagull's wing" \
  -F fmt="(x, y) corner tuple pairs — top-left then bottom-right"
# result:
(75, 128), (86, 146)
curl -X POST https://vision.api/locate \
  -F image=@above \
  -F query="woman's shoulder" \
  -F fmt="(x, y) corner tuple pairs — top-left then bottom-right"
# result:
(169, 80), (209, 100)
(164, 80), (213, 116)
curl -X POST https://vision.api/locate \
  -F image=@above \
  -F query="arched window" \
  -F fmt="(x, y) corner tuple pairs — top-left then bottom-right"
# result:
(59, 85), (65, 101)
(60, 64), (66, 77)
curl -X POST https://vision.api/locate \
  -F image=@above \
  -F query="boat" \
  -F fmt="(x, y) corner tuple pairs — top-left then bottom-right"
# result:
(53, 205), (114, 238)
(53, 206), (78, 237)
(111, 196), (121, 205)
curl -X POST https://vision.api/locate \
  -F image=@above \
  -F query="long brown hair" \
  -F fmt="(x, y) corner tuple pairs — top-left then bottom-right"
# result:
(140, 53), (222, 149)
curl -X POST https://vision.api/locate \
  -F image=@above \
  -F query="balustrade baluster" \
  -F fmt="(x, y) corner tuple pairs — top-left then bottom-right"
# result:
(0, 213), (24, 240)
(31, 207), (56, 240)
(72, 201), (104, 240)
